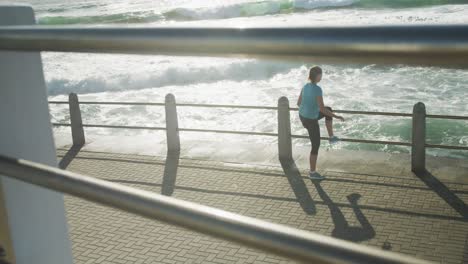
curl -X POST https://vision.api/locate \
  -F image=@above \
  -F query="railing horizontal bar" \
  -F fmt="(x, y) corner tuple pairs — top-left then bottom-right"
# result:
(81, 102), (275, 109)
(82, 124), (166, 130)
(339, 138), (411, 146)
(56, 124), (275, 136)
(0, 155), (430, 264)
(52, 123), (71, 127)
(290, 108), (412, 117)
(427, 114), (468, 120)
(47, 101), (468, 120)
(176, 103), (277, 110)
(79, 101), (165, 106)
(425, 144), (468, 151)
(292, 135), (412, 146)
(52, 122), (414, 146)
(54, 124), (467, 150)
(179, 128), (277, 137)
(50, 101), (277, 109)
(2, 25), (468, 66)
(333, 110), (412, 117)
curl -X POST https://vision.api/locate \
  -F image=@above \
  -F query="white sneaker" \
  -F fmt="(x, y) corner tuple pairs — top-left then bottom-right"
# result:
(308, 171), (325, 180)
(329, 136), (340, 144)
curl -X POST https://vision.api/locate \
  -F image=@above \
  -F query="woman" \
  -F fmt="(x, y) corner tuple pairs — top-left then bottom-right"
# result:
(297, 66), (345, 180)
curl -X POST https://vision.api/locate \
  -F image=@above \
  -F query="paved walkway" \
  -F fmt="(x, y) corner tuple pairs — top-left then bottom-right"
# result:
(57, 148), (468, 264)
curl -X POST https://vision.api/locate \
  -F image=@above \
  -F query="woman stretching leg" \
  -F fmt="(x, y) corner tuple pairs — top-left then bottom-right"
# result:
(297, 66), (345, 180)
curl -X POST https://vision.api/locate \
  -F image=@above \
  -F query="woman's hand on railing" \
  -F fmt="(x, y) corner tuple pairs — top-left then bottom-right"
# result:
(336, 116), (345, 122)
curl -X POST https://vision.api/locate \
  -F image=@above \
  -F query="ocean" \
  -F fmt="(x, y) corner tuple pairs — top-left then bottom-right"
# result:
(8, 0), (468, 159)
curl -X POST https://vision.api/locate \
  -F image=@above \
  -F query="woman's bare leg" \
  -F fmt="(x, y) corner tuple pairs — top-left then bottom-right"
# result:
(310, 153), (318, 172)
(325, 119), (334, 137)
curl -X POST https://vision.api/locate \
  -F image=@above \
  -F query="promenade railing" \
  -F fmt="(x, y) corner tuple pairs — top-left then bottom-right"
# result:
(49, 93), (468, 173)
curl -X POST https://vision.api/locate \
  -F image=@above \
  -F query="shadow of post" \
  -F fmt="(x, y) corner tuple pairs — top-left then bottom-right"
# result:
(279, 159), (316, 215)
(58, 144), (83, 169)
(414, 169), (468, 220)
(311, 179), (375, 242)
(161, 152), (180, 196)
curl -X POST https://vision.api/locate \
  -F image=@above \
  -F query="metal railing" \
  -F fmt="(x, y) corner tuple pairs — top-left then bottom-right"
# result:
(2, 25), (468, 67)
(49, 93), (468, 172)
(3, 17), (468, 264)
(0, 154), (430, 264)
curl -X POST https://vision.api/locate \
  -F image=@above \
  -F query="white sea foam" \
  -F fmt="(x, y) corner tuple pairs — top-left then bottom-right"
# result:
(34, 0), (468, 25)
(166, 0), (356, 21)
(43, 54), (297, 95)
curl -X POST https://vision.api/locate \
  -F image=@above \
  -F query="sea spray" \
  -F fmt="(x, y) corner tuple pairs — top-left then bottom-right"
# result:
(37, 0), (467, 25)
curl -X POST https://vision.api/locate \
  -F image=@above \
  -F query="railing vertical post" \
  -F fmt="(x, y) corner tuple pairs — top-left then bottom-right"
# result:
(165, 94), (180, 153)
(69, 93), (85, 146)
(411, 102), (426, 173)
(278, 97), (293, 162)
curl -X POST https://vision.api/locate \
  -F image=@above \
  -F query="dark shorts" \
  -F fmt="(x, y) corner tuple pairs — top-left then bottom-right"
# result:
(300, 107), (332, 155)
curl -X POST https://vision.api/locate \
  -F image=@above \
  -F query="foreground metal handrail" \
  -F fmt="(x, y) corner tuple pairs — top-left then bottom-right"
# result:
(2, 25), (468, 66)
(0, 155), (430, 264)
